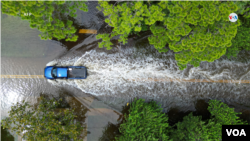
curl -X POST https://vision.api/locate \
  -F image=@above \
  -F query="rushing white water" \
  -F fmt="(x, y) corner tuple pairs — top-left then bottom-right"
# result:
(47, 46), (250, 111)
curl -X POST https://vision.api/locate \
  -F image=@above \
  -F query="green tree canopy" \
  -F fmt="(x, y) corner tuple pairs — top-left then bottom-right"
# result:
(112, 98), (248, 141)
(226, 15), (250, 59)
(115, 98), (171, 141)
(96, 1), (166, 50)
(1, 96), (86, 141)
(205, 100), (248, 140)
(1, 1), (88, 42)
(170, 99), (248, 141)
(236, 1), (250, 18)
(169, 113), (210, 141)
(97, 1), (249, 70)
(156, 1), (240, 70)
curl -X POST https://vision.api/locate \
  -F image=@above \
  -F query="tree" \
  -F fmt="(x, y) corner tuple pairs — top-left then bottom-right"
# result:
(97, 1), (246, 70)
(96, 1), (166, 50)
(1, 1), (88, 42)
(226, 15), (250, 59)
(169, 99), (248, 141)
(236, 1), (250, 18)
(115, 98), (248, 141)
(206, 100), (248, 140)
(169, 113), (209, 141)
(1, 96), (85, 141)
(156, 1), (241, 70)
(115, 98), (172, 141)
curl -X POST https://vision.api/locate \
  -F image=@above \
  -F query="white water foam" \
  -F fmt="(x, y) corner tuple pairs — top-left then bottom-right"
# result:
(73, 49), (181, 94)
(47, 47), (250, 109)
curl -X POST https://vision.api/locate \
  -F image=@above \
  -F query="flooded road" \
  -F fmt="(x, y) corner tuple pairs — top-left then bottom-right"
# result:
(1, 14), (66, 117)
(47, 43), (250, 113)
(1, 1), (250, 140)
(1, 2), (125, 140)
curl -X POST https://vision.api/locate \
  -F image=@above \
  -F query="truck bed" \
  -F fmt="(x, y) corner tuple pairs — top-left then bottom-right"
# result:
(68, 67), (87, 79)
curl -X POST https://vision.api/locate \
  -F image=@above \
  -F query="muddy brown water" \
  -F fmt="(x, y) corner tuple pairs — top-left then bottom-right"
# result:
(1, 1), (250, 140)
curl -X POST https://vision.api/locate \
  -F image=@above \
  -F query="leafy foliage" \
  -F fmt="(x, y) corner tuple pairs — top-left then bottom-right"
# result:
(1, 125), (14, 141)
(148, 24), (170, 53)
(116, 98), (248, 141)
(1, 1), (88, 42)
(236, 1), (250, 18)
(169, 113), (209, 141)
(97, 1), (167, 51)
(205, 100), (248, 140)
(1, 97), (85, 141)
(97, 1), (246, 70)
(162, 1), (240, 70)
(169, 99), (248, 141)
(115, 98), (171, 141)
(226, 16), (250, 59)
(96, 33), (113, 50)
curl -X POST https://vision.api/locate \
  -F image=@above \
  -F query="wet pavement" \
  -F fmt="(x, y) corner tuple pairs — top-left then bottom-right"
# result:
(1, 1), (250, 141)
(1, 1), (122, 140)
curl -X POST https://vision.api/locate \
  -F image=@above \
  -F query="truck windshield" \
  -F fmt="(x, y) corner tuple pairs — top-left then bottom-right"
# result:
(52, 68), (57, 78)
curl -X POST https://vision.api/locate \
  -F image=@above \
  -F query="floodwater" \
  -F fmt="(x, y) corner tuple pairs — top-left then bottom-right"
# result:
(1, 1), (250, 141)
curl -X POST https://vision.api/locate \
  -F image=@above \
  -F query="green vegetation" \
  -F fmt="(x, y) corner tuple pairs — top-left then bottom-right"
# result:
(1, 1), (88, 42)
(96, 1), (166, 51)
(1, 1), (250, 67)
(116, 99), (248, 141)
(115, 98), (171, 141)
(97, 1), (250, 70)
(205, 100), (247, 140)
(226, 16), (250, 59)
(1, 96), (85, 141)
(157, 1), (240, 70)
(170, 100), (247, 141)
(2, 1), (249, 68)
(236, 1), (250, 19)
(169, 113), (210, 141)
(1, 125), (14, 141)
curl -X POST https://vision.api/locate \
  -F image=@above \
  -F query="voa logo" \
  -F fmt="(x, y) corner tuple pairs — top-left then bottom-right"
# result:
(226, 129), (246, 136)
(222, 125), (249, 140)
(229, 13), (238, 22)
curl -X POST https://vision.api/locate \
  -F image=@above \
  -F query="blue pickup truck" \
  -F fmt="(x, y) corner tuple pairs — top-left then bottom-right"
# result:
(44, 66), (87, 79)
